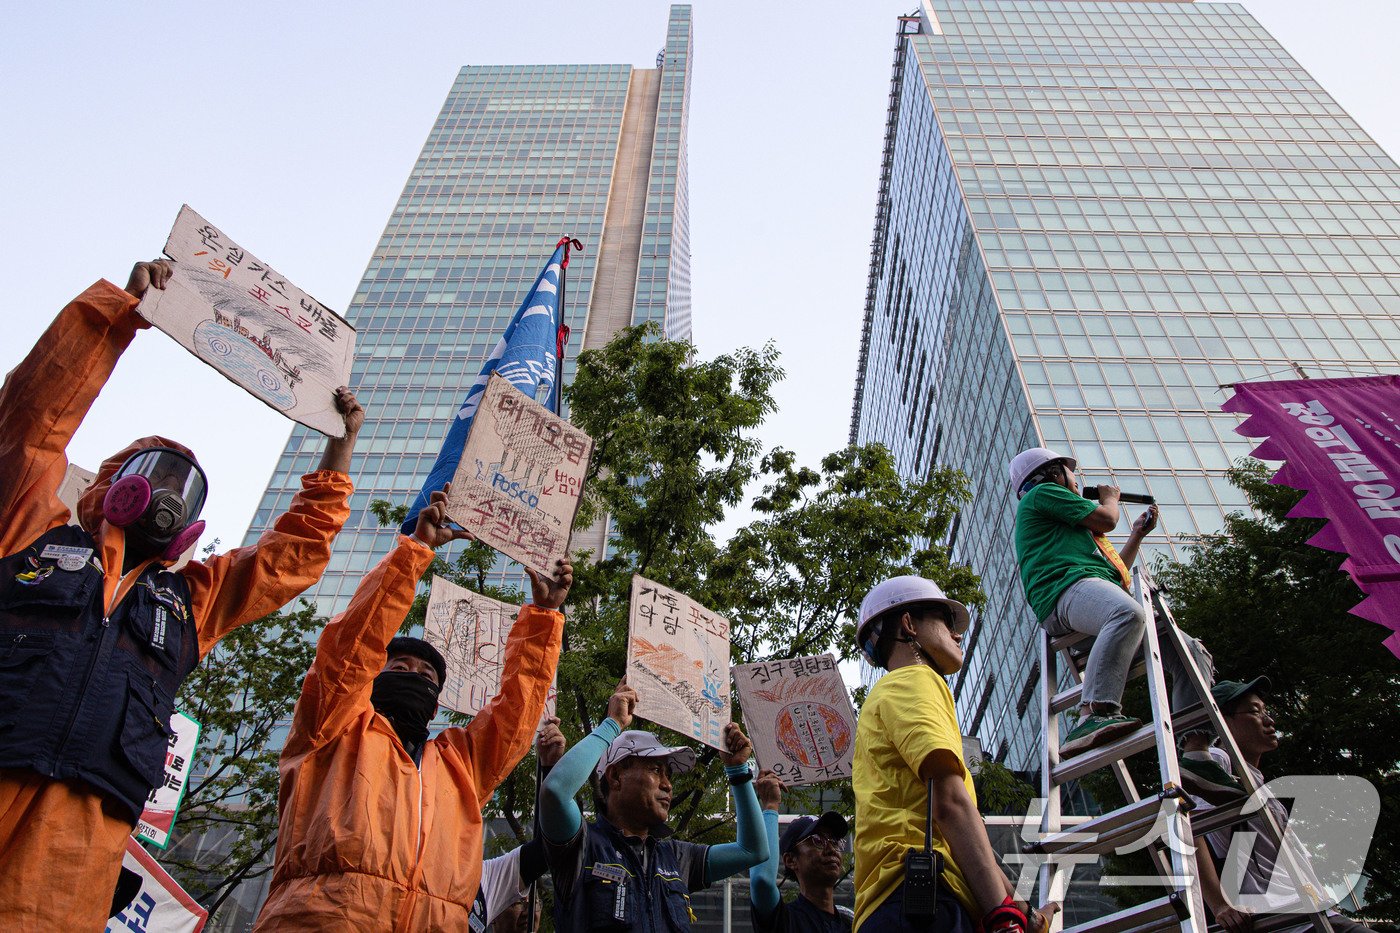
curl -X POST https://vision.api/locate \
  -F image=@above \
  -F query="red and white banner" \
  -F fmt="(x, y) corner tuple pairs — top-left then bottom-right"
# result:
(105, 837), (207, 933)
(1225, 375), (1400, 659)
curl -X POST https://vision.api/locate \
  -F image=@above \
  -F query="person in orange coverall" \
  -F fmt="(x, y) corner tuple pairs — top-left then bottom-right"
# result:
(0, 260), (362, 930)
(253, 485), (571, 932)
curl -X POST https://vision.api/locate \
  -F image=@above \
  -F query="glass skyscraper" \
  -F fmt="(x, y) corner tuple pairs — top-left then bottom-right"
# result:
(241, 6), (693, 613)
(851, 0), (1400, 771)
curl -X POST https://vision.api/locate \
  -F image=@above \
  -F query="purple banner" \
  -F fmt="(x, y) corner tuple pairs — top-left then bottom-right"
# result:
(1224, 376), (1400, 660)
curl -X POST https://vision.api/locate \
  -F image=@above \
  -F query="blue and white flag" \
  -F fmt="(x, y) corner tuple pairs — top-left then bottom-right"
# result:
(400, 243), (568, 534)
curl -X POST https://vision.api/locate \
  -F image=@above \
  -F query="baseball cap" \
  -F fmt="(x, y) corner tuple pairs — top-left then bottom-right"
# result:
(779, 812), (849, 858)
(1213, 676), (1271, 709)
(595, 730), (698, 779)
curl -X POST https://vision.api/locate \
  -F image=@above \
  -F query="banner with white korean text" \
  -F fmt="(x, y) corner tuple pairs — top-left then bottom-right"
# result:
(1226, 375), (1400, 659)
(731, 654), (856, 786)
(139, 205), (356, 437)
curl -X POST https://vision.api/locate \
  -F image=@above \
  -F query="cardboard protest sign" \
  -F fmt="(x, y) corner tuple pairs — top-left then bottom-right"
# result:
(139, 205), (356, 437)
(423, 575), (557, 724)
(57, 463), (97, 524)
(626, 575), (731, 750)
(136, 711), (201, 849)
(445, 374), (593, 577)
(106, 837), (208, 933)
(731, 654), (856, 786)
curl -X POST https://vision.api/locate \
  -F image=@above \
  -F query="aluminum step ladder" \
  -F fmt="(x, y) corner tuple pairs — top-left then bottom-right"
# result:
(1032, 565), (1334, 933)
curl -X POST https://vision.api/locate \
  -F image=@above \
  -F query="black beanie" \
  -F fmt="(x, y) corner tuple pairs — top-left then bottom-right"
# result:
(386, 637), (447, 691)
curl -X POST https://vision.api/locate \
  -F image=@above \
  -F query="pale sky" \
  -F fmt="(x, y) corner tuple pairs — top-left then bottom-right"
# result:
(2, 1), (1398, 551)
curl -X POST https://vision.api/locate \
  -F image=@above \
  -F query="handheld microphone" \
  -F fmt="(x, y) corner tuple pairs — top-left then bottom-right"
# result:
(1082, 486), (1155, 505)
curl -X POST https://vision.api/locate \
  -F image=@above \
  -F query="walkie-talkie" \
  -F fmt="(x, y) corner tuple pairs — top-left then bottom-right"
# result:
(903, 779), (944, 919)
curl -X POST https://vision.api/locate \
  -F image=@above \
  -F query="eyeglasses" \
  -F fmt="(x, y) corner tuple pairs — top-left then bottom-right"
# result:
(798, 834), (844, 853)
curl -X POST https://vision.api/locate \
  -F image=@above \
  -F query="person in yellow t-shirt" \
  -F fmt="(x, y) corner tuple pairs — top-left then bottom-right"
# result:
(852, 576), (1056, 933)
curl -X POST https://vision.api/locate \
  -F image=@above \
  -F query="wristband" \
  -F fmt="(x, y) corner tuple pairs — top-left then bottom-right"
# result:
(725, 762), (753, 786)
(981, 897), (1029, 933)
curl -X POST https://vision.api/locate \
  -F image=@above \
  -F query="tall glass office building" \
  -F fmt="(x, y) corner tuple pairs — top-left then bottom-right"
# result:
(240, 6), (693, 613)
(851, 0), (1400, 770)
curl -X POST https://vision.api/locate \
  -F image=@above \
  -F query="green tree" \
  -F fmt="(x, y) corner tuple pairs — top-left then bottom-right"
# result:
(380, 324), (984, 868)
(158, 594), (324, 921)
(1151, 459), (1400, 915)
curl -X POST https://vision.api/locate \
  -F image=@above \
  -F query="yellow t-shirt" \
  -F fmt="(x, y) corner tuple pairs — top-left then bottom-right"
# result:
(852, 664), (978, 930)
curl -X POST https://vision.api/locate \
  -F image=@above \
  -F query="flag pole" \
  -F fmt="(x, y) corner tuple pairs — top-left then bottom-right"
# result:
(553, 236), (582, 417)
(527, 236), (581, 933)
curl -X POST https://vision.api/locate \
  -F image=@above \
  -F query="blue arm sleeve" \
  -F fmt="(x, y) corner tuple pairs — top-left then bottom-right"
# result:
(749, 809), (782, 918)
(540, 718), (621, 844)
(704, 765), (771, 885)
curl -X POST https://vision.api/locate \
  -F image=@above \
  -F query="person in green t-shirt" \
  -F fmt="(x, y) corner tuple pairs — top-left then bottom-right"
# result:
(1006, 446), (1236, 800)
(1008, 446), (1157, 757)
(852, 576), (1057, 933)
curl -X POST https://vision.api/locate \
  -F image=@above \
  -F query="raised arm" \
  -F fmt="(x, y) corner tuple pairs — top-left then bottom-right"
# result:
(748, 771), (785, 919)
(184, 389), (362, 654)
(285, 487), (469, 755)
(283, 535), (434, 756)
(439, 561), (571, 799)
(704, 724), (770, 884)
(540, 681), (634, 843)
(0, 263), (167, 555)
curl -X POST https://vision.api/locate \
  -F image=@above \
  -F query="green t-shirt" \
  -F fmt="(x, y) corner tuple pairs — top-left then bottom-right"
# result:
(1014, 482), (1121, 622)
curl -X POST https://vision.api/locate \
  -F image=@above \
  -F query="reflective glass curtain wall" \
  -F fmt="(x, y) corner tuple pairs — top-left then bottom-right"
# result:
(852, 0), (1400, 771)
(242, 7), (694, 615)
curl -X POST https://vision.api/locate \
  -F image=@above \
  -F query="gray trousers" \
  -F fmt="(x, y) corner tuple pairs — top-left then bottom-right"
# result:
(1045, 577), (1214, 716)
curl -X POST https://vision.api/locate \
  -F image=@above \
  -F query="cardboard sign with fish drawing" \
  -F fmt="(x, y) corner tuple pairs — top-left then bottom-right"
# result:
(625, 575), (731, 750)
(731, 653), (856, 786)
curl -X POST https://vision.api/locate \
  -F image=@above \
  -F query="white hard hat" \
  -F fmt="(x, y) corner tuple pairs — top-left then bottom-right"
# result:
(856, 576), (970, 666)
(1008, 446), (1076, 497)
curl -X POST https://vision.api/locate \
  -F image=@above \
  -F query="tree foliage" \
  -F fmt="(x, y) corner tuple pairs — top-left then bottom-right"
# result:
(445, 324), (984, 854)
(1151, 459), (1400, 915)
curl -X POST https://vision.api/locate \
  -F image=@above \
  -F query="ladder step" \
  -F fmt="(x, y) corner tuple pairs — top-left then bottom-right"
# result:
(1051, 723), (1159, 785)
(1190, 798), (1251, 838)
(1060, 893), (1190, 933)
(1026, 791), (1188, 856)
(1050, 660), (1148, 714)
(1211, 912), (1328, 933)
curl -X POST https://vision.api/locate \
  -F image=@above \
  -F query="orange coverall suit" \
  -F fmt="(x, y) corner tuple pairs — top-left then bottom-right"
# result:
(0, 279), (352, 929)
(253, 536), (564, 932)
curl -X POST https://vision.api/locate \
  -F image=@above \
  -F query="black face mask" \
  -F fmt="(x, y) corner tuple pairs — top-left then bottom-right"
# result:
(370, 671), (439, 753)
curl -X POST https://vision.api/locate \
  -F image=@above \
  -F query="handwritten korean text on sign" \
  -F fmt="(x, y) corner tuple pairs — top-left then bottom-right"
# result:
(138, 205), (356, 437)
(446, 374), (593, 577)
(626, 575), (731, 750)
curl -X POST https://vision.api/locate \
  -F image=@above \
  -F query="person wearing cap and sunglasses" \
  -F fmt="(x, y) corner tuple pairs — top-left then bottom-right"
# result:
(853, 576), (1056, 933)
(539, 678), (769, 931)
(253, 486), (572, 931)
(0, 261), (362, 929)
(751, 769), (854, 932)
(1187, 678), (1372, 933)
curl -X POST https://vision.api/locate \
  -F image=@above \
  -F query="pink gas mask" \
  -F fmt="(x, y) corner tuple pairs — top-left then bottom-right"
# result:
(102, 448), (209, 561)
